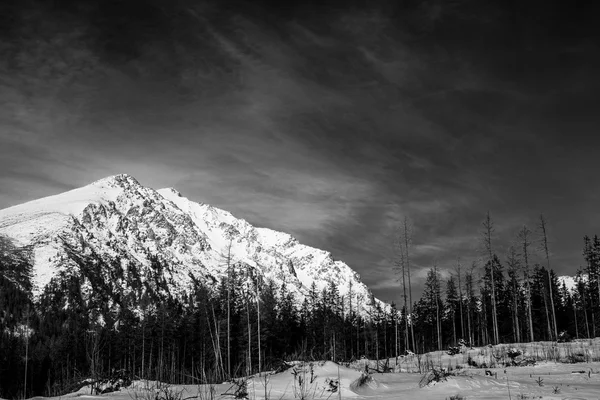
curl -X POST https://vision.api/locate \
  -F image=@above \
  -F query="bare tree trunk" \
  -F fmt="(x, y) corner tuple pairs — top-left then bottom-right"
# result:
(160, 307), (165, 382)
(539, 214), (558, 341)
(226, 243), (232, 378)
(589, 292), (596, 338)
(573, 301), (579, 339)
(395, 312), (399, 359)
(433, 263), (442, 351)
(246, 283), (252, 376)
(24, 304), (29, 399)
(581, 284), (591, 338)
(597, 278), (600, 331)
(142, 314), (145, 380)
(466, 286), (472, 346)
(403, 216), (416, 352)
(481, 286), (489, 344)
(513, 288), (521, 343)
(542, 284), (552, 340)
(256, 272), (262, 375)
(452, 307), (457, 346)
(519, 225), (535, 342)
(482, 212), (499, 344)
(397, 237), (410, 352)
(208, 304), (224, 380)
(507, 246), (521, 343)
(456, 259), (465, 341)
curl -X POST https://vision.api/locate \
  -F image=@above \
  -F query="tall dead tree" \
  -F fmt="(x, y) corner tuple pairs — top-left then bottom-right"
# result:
(518, 225), (535, 342)
(465, 262), (477, 346)
(481, 212), (499, 344)
(251, 258), (263, 376)
(244, 266), (252, 376)
(506, 246), (521, 343)
(432, 263), (442, 351)
(538, 214), (558, 341)
(402, 216), (417, 353)
(393, 231), (410, 353)
(220, 239), (235, 378)
(24, 304), (30, 399)
(454, 258), (465, 341)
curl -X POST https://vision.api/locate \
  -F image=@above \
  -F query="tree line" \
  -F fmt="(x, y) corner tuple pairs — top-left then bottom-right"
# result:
(1, 212), (600, 398)
(395, 213), (600, 353)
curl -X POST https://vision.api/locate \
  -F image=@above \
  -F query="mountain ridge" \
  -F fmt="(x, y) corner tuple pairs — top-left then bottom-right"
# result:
(0, 174), (385, 315)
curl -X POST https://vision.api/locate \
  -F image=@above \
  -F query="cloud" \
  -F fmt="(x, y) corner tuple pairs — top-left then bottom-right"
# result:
(1, 0), (599, 306)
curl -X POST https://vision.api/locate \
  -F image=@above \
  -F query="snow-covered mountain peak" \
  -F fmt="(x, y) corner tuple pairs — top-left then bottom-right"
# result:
(90, 173), (141, 189)
(159, 187), (182, 198)
(558, 275), (578, 291)
(1, 174), (386, 315)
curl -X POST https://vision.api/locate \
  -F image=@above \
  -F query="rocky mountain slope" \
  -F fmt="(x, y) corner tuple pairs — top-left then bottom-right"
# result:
(0, 174), (384, 314)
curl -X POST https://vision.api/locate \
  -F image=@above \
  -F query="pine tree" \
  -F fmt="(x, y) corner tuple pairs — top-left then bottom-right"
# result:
(422, 265), (443, 350)
(583, 235), (600, 337)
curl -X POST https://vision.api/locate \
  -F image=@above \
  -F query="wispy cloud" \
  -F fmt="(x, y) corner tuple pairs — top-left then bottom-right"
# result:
(0, 0), (598, 304)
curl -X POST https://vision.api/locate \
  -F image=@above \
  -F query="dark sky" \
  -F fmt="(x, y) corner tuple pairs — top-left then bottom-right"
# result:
(1, 0), (598, 303)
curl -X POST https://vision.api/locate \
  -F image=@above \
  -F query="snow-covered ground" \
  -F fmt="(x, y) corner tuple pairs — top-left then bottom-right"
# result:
(14, 339), (600, 400)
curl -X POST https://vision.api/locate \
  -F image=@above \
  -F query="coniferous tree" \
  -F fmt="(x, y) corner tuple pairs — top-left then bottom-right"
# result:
(583, 236), (600, 336)
(415, 265), (443, 351)
(0, 236), (34, 399)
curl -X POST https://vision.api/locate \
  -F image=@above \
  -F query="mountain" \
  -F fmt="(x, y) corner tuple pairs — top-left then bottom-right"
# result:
(0, 174), (384, 315)
(558, 275), (577, 291)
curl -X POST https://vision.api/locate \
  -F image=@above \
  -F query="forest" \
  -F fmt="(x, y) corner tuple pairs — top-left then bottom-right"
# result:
(1, 214), (600, 399)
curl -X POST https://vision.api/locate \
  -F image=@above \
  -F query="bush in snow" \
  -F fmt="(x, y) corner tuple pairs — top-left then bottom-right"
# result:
(447, 346), (461, 356)
(507, 348), (522, 360)
(558, 331), (572, 343)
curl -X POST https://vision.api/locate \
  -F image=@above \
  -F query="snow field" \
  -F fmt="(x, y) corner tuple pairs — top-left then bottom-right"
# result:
(18, 340), (600, 400)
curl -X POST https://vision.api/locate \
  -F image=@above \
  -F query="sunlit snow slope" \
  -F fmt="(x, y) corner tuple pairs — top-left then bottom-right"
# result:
(0, 174), (383, 313)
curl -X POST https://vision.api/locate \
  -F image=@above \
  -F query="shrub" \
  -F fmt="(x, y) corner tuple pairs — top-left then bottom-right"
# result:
(467, 356), (478, 368)
(419, 368), (452, 388)
(354, 372), (372, 387)
(447, 347), (461, 356)
(567, 353), (586, 363)
(507, 348), (522, 360)
(557, 331), (572, 343)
